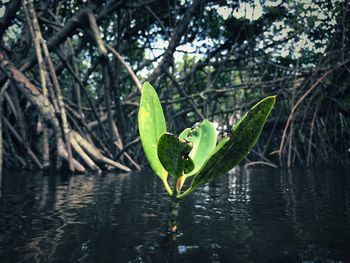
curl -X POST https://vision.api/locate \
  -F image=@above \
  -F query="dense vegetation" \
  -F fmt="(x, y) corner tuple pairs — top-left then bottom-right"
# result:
(0, 0), (349, 175)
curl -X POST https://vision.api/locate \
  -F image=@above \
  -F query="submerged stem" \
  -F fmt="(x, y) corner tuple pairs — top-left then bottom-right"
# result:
(168, 195), (179, 233)
(168, 181), (179, 234)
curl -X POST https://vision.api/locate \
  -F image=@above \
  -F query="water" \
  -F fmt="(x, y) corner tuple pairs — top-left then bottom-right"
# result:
(0, 167), (349, 263)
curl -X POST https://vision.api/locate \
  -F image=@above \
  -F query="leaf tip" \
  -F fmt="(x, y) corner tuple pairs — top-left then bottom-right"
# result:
(142, 81), (151, 91)
(252, 95), (276, 113)
(263, 95), (277, 103)
(269, 95), (277, 102)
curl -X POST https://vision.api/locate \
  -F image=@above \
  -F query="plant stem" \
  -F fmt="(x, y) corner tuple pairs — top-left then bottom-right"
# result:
(168, 194), (179, 233)
(168, 182), (179, 234)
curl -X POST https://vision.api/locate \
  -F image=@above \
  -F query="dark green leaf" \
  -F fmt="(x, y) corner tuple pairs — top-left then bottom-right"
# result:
(191, 96), (276, 188)
(157, 132), (194, 179)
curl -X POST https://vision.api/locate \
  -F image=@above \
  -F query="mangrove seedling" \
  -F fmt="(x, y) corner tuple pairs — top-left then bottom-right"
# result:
(138, 82), (276, 233)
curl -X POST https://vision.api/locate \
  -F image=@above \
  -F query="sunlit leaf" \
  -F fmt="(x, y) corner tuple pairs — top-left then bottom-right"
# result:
(138, 82), (168, 182)
(179, 120), (217, 175)
(177, 120), (217, 190)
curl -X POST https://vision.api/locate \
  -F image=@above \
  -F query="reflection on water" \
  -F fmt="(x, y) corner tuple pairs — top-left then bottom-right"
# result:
(0, 167), (349, 262)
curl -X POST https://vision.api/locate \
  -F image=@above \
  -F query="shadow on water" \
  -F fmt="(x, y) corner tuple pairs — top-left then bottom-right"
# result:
(0, 166), (349, 262)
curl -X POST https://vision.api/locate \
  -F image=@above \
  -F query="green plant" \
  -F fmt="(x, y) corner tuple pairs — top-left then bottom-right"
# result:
(138, 82), (275, 233)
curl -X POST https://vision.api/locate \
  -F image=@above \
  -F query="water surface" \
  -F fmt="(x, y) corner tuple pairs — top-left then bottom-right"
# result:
(0, 167), (349, 262)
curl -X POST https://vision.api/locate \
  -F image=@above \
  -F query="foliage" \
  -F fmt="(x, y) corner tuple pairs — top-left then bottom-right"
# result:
(138, 82), (171, 194)
(0, 0), (348, 173)
(138, 82), (275, 200)
(157, 132), (194, 179)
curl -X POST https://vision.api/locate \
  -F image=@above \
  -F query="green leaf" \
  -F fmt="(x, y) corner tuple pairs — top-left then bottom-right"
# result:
(191, 96), (276, 189)
(157, 132), (194, 179)
(179, 120), (217, 176)
(138, 82), (168, 182)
